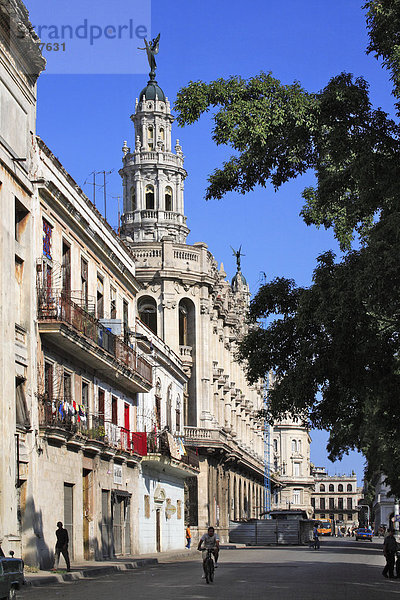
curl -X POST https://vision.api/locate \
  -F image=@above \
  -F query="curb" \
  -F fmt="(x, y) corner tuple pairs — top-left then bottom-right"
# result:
(25, 558), (159, 587)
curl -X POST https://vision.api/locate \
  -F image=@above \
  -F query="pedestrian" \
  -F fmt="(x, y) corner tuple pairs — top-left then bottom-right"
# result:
(312, 524), (320, 550)
(53, 521), (71, 572)
(382, 529), (397, 579)
(185, 524), (192, 549)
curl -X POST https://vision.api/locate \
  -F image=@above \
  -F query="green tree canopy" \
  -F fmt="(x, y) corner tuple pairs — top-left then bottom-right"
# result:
(175, 1), (400, 494)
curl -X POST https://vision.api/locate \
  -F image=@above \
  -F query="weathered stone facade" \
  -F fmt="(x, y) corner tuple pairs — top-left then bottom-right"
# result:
(0, 0), (45, 557)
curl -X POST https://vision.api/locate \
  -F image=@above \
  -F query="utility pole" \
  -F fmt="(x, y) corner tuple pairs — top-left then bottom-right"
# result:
(264, 373), (271, 518)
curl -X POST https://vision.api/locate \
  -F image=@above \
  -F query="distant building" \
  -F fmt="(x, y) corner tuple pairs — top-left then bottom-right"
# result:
(271, 419), (314, 518)
(311, 467), (363, 528)
(372, 474), (395, 533)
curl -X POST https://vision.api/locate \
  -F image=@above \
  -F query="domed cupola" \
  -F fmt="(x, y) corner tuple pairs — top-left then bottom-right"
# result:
(139, 79), (166, 103)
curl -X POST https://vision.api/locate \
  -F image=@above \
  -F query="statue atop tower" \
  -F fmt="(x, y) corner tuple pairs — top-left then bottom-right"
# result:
(138, 34), (160, 81)
(119, 48), (189, 244)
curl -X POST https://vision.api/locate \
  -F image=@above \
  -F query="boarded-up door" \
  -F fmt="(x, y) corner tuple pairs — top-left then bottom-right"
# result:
(82, 470), (91, 560)
(124, 498), (131, 555)
(101, 490), (111, 558)
(64, 483), (74, 558)
(156, 509), (161, 552)
(113, 495), (123, 555)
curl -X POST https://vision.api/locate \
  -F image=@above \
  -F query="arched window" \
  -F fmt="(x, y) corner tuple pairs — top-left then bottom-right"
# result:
(338, 484), (343, 492)
(160, 128), (165, 142)
(154, 379), (161, 429)
(179, 303), (188, 346)
(329, 484), (334, 492)
(291, 439), (297, 453)
(176, 396), (181, 432)
(298, 440), (302, 453)
(273, 439), (278, 453)
(138, 296), (157, 334)
(166, 385), (172, 431)
(320, 484), (325, 492)
(130, 186), (136, 211)
(165, 186), (173, 212)
(347, 484), (353, 492)
(145, 185), (154, 210)
(147, 126), (154, 150)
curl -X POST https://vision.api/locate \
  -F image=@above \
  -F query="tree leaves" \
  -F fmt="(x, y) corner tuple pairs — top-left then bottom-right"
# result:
(174, 2), (400, 494)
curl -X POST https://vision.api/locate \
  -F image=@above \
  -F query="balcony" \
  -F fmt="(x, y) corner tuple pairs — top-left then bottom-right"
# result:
(184, 426), (265, 478)
(179, 345), (193, 366)
(139, 431), (199, 476)
(39, 397), (147, 457)
(37, 289), (152, 393)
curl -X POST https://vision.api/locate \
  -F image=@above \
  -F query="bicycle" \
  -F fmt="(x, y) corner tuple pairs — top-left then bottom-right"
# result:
(203, 548), (215, 584)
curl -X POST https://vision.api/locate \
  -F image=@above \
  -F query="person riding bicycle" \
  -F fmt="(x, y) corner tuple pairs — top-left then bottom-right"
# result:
(198, 526), (220, 568)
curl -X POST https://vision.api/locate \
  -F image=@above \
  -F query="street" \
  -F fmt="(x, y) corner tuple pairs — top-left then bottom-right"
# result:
(19, 538), (400, 600)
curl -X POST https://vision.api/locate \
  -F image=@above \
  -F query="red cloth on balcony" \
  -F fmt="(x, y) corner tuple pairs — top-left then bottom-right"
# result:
(131, 432), (147, 456)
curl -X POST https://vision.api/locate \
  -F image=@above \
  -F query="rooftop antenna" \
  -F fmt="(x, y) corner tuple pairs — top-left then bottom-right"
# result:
(111, 194), (121, 235)
(97, 169), (114, 221)
(83, 171), (101, 207)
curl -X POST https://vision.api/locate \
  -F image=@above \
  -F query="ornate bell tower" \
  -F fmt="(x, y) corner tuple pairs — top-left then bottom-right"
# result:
(119, 45), (189, 243)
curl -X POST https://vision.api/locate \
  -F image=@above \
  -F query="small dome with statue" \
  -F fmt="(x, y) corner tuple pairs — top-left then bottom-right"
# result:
(139, 80), (166, 102)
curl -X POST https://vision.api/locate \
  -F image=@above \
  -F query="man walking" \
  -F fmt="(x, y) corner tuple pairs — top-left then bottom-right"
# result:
(53, 521), (71, 571)
(382, 529), (397, 578)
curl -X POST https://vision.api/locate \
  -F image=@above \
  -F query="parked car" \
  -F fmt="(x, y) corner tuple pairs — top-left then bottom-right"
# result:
(0, 554), (24, 599)
(355, 528), (373, 541)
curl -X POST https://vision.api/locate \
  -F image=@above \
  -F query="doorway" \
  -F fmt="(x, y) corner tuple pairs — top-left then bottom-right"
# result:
(82, 470), (92, 560)
(156, 509), (161, 552)
(64, 483), (74, 559)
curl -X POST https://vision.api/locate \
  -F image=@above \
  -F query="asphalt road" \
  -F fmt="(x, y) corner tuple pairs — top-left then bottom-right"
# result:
(19, 537), (400, 600)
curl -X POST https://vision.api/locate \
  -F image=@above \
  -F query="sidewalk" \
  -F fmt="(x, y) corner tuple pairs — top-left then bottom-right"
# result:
(24, 545), (239, 588)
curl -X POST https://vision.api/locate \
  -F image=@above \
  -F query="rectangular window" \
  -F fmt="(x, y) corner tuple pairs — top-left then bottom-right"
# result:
(329, 498), (334, 510)
(338, 498), (343, 510)
(320, 498), (325, 510)
(81, 258), (88, 308)
(62, 241), (71, 292)
(43, 219), (52, 259)
(311, 497), (315, 508)
(320, 513), (325, 519)
(98, 388), (105, 423)
(97, 275), (104, 319)
(123, 300), (129, 344)
(82, 381), (89, 410)
(347, 513), (352, 520)
(144, 495), (150, 519)
(293, 489), (301, 504)
(155, 396), (161, 430)
(63, 371), (72, 402)
(339, 513), (344, 521)
(44, 362), (53, 399)
(294, 462), (301, 477)
(347, 498), (352, 510)
(15, 199), (28, 243)
(111, 396), (118, 425)
(110, 287), (117, 319)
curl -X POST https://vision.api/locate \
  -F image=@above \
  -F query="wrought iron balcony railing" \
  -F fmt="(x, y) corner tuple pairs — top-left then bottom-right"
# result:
(37, 289), (152, 385)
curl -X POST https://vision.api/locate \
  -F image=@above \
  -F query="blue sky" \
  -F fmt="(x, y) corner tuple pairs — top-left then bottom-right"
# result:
(27, 0), (396, 484)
